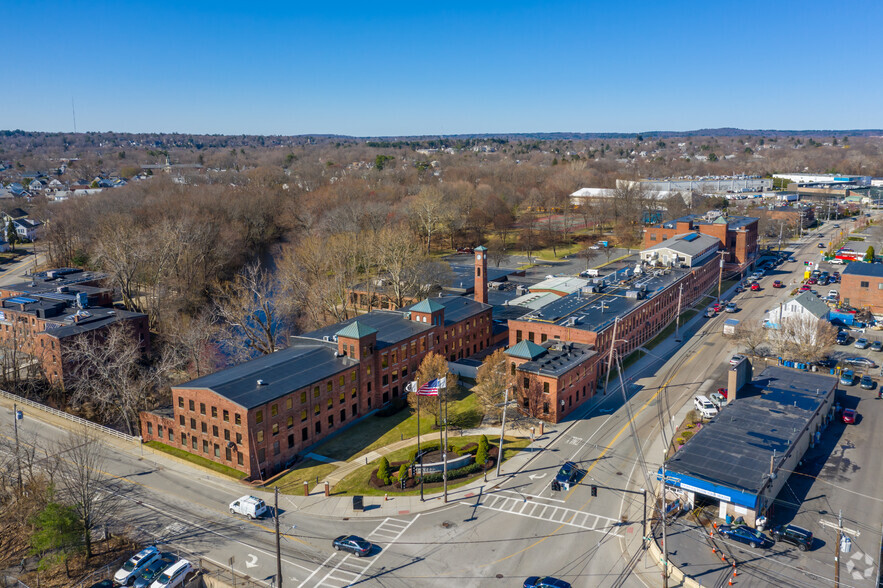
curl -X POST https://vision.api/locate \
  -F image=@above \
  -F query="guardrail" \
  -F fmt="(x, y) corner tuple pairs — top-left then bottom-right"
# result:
(0, 389), (140, 444)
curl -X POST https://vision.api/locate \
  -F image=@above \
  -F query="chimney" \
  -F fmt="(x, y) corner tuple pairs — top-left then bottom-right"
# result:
(474, 246), (488, 304)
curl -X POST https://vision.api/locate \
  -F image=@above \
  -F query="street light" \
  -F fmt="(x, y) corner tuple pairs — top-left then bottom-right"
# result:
(495, 387), (517, 478)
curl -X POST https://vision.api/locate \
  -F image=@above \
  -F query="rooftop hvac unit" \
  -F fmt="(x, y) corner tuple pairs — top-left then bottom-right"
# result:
(323, 336), (330, 342)
(256, 379), (267, 386)
(566, 316), (580, 326)
(625, 290), (644, 300)
(332, 335), (338, 342)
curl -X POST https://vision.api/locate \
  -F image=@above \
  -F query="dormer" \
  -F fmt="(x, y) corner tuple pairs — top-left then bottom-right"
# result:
(410, 299), (445, 326)
(335, 320), (378, 360)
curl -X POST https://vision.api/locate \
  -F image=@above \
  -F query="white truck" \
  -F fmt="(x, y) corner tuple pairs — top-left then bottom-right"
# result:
(229, 495), (269, 519)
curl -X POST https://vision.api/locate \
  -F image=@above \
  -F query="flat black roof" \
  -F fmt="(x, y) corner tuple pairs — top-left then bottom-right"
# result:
(658, 214), (758, 230)
(427, 295), (490, 325)
(175, 339), (359, 410)
(842, 262), (883, 278)
(303, 310), (433, 350)
(665, 367), (837, 496)
(517, 342), (597, 377)
(446, 264), (515, 293)
(516, 264), (695, 334)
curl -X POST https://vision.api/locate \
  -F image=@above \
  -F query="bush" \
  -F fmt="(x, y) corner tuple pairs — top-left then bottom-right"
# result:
(476, 435), (489, 466)
(682, 431), (694, 441)
(421, 461), (482, 484)
(676, 437), (685, 446)
(685, 410), (700, 425)
(377, 456), (391, 485)
(398, 463), (408, 482)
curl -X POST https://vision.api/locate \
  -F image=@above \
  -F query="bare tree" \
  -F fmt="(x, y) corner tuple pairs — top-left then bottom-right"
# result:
(408, 186), (445, 253)
(215, 262), (289, 360)
(53, 428), (120, 559)
(735, 323), (770, 357)
(767, 314), (837, 363)
(64, 324), (154, 435)
(517, 374), (547, 420)
(473, 349), (513, 421)
(163, 309), (223, 380)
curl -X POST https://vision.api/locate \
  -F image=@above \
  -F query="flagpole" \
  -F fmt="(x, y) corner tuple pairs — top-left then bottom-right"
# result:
(443, 379), (448, 503)
(417, 381), (423, 502)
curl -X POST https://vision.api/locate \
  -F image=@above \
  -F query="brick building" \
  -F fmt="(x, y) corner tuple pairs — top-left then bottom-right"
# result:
(643, 214), (759, 268)
(0, 269), (148, 384)
(140, 249), (495, 479)
(840, 263), (883, 314)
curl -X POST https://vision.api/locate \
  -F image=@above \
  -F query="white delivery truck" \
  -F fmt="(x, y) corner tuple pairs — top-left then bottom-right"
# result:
(229, 495), (269, 519)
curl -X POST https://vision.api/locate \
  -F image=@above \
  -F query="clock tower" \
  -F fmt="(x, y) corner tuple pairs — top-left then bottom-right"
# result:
(474, 245), (488, 304)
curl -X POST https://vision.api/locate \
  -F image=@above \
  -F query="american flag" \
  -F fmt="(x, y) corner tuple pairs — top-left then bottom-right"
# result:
(415, 377), (446, 396)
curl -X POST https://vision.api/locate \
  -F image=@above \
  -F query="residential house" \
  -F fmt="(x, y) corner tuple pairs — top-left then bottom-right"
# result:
(763, 291), (831, 329)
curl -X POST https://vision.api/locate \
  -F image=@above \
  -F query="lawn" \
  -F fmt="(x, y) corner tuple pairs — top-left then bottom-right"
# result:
(266, 459), (337, 493)
(145, 441), (247, 479)
(513, 241), (584, 261)
(310, 388), (482, 463)
(330, 435), (531, 496)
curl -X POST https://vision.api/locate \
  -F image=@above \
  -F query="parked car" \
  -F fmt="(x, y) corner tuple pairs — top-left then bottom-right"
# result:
(842, 408), (857, 424)
(840, 369), (855, 386)
(860, 375), (875, 390)
(788, 256), (797, 262)
(871, 341), (882, 352)
(807, 277), (818, 285)
(229, 496), (269, 519)
(725, 302), (737, 313)
(148, 559), (192, 588)
(115, 547), (161, 587)
(456, 247), (474, 254)
(772, 280), (784, 288)
(709, 391), (727, 409)
(854, 338), (870, 349)
(332, 535), (372, 557)
(836, 331), (850, 345)
(832, 272), (841, 281)
(554, 461), (583, 490)
(693, 395), (719, 419)
(843, 357), (878, 369)
(134, 554), (178, 588)
(750, 282), (760, 291)
(729, 354), (746, 366)
(817, 243), (826, 248)
(718, 525), (772, 549)
(717, 387), (728, 398)
(705, 307), (716, 318)
(799, 284), (811, 292)
(89, 582), (115, 588)
(523, 577), (572, 588)
(712, 302), (722, 312)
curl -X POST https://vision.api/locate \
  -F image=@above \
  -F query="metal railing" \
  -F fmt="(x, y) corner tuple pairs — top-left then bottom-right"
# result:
(0, 389), (139, 444)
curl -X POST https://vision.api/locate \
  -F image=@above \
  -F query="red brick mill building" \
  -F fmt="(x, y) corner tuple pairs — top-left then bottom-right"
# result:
(140, 248), (494, 479)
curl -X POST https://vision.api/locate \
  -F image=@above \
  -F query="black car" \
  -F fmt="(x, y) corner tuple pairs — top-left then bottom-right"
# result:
(88, 582), (114, 588)
(860, 375), (875, 390)
(523, 577), (572, 588)
(836, 331), (850, 345)
(554, 461), (583, 491)
(718, 525), (772, 549)
(332, 535), (372, 557)
(769, 524), (813, 551)
(133, 553), (178, 588)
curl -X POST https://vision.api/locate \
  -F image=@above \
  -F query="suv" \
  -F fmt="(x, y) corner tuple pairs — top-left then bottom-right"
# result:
(693, 395), (718, 419)
(836, 331), (850, 345)
(115, 547), (161, 586)
(554, 461), (583, 491)
(769, 524), (813, 551)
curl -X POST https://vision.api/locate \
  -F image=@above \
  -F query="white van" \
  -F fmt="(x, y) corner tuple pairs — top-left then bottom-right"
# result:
(229, 495), (269, 519)
(693, 395), (719, 419)
(149, 559), (192, 588)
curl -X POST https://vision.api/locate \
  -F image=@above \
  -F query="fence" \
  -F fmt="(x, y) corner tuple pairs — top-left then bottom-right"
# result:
(0, 389), (139, 444)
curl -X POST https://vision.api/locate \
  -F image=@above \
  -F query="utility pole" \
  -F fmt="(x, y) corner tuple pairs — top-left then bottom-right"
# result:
(13, 403), (22, 494)
(717, 251), (726, 304)
(820, 510), (858, 588)
(443, 386), (449, 503)
(495, 386), (512, 478)
(674, 284), (683, 342)
(661, 454), (668, 588)
(604, 317), (620, 392)
(274, 486), (282, 588)
(642, 488), (647, 550)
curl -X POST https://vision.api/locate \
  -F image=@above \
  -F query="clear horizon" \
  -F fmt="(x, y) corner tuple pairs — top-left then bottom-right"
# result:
(2, 1), (881, 136)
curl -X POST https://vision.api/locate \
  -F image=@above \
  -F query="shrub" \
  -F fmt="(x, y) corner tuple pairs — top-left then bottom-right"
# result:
(421, 461), (482, 484)
(398, 463), (408, 482)
(476, 435), (489, 466)
(377, 457), (391, 485)
(676, 437), (685, 446)
(682, 431), (694, 441)
(685, 410), (700, 425)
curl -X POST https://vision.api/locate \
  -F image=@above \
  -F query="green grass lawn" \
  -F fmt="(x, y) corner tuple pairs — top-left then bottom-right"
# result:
(266, 459), (337, 493)
(330, 436), (531, 496)
(513, 241), (583, 261)
(310, 389), (483, 463)
(145, 441), (247, 479)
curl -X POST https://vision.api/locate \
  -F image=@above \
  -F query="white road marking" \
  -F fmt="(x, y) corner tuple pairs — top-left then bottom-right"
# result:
(471, 494), (622, 537)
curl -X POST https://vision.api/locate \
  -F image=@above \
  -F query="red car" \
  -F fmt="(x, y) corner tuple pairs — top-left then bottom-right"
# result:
(842, 408), (856, 425)
(717, 387), (728, 398)
(807, 277), (818, 285)
(772, 280), (784, 288)
(712, 303), (722, 312)
(750, 282), (760, 291)
(799, 284), (811, 292)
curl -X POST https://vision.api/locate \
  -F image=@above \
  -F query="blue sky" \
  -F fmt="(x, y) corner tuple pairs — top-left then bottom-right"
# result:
(2, 1), (881, 136)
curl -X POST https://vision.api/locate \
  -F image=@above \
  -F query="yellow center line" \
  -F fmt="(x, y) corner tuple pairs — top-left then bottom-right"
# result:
(482, 348), (698, 567)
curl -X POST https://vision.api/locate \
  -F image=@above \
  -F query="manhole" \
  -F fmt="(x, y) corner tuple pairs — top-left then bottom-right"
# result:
(441, 521), (455, 529)
(342, 517), (349, 521)
(616, 471), (623, 476)
(525, 496), (532, 500)
(496, 574), (504, 579)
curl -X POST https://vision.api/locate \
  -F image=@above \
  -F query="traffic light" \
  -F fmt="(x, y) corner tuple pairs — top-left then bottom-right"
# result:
(591, 485), (598, 497)
(401, 478), (406, 490)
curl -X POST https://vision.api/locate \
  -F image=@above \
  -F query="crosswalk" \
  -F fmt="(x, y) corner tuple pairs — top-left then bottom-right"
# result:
(309, 516), (418, 587)
(472, 493), (623, 537)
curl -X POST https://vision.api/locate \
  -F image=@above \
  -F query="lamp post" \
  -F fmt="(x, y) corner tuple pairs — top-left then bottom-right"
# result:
(495, 387), (517, 478)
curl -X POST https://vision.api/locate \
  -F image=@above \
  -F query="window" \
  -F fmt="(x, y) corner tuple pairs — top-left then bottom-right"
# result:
(339, 392), (345, 404)
(301, 410), (307, 422)
(543, 402), (550, 415)
(301, 391), (307, 404)
(382, 374), (388, 386)
(328, 414), (334, 428)
(258, 448), (266, 463)
(203, 440), (209, 453)
(237, 453), (243, 466)
(382, 354), (388, 368)
(402, 366), (408, 378)
(235, 413), (242, 425)
(179, 415), (185, 426)
(314, 405), (320, 415)
(178, 397), (184, 408)
(523, 397), (529, 409)
(286, 398), (292, 410)
(273, 441), (280, 456)
(223, 410), (229, 422)
(516, 330), (522, 343)
(189, 399), (195, 411)
(391, 351), (397, 364)
(255, 410), (263, 424)
(327, 398), (333, 409)
(339, 375), (345, 386)
(211, 406), (217, 418)
(351, 387), (357, 398)
(236, 432), (242, 444)
(327, 381), (333, 393)
(315, 422), (321, 435)
(272, 423), (279, 435)
(288, 434), (294, 449)
(543, 382), (550, 394)
(287, 416), (293, 428)
(351, 370), (357, 382)
(270, 404), (278, 417)
(302, 427), (308, 442)
(214, 444), (220, 458)
(212, 425), (219, 437)
(225, 447), (232, 461)
(256, 430), (264, 442)
(313, 386), (320, 398)
(224, 429), (230, 441)
(861, 281), (870, 288)
(511, 363), (516, 375)
(352, 404), (357, 417)
(201, 422), (207, 433)
(192, 437), (197, 449)
(180, 433), (186, 444)
(147, 422), (153, 435)
(392, 370), (398, 382)
(523, 377), (530, 389)
(200, 403), (206, 415)
(340, 409), (346, 422)
(528, 332), (534, 342)
(190, 418), (196, 430)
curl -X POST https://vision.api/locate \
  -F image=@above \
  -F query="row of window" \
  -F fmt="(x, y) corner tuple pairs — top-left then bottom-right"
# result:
(146, 422), (245, 466)
(180, 397), (243, 425)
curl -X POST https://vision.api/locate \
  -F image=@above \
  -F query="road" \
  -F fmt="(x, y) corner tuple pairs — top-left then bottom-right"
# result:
(3, 220), (880, 587)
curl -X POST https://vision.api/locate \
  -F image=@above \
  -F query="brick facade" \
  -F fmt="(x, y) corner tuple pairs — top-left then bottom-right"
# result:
(840, 266), (883, 314)
(643, 215), (759, 267)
